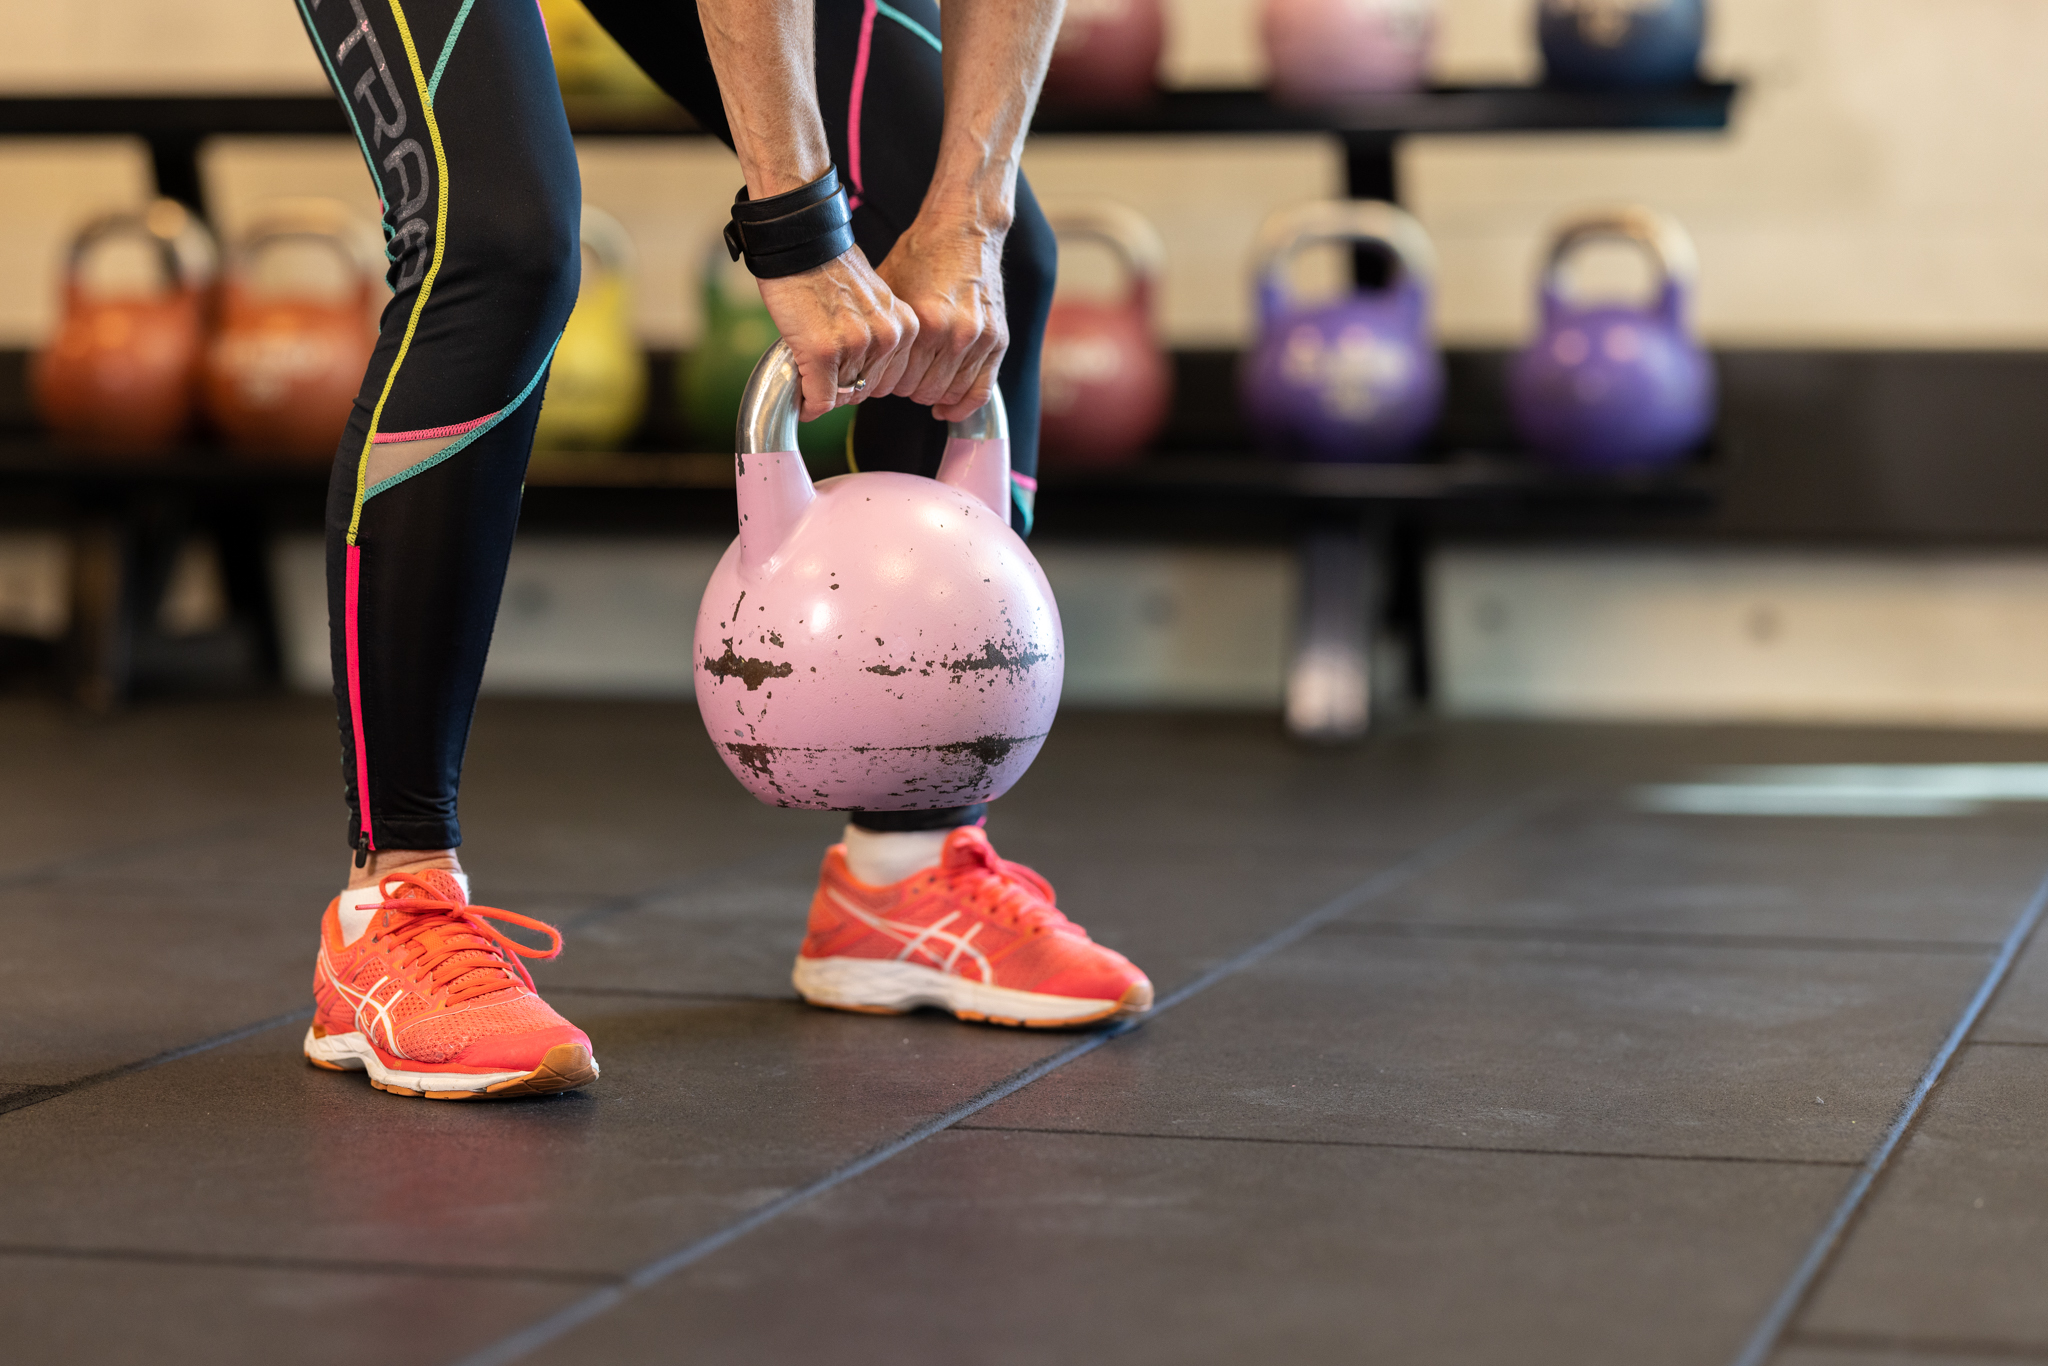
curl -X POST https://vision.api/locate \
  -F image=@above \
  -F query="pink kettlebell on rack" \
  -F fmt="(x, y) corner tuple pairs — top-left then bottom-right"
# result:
(694, 341), (1064, 811)
(1264, 0), (1437, 103)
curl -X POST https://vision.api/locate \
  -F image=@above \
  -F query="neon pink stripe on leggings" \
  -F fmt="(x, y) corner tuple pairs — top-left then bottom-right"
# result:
(845, 0), (878, 209)
(345, 543), (374, 851)
(372, 412), (494, 444)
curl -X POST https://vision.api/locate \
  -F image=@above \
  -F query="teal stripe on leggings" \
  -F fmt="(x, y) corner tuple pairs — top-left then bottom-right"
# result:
(428, 0), (479, 102)
(875, 1), (942, 52)
(291, 0), (385, 204)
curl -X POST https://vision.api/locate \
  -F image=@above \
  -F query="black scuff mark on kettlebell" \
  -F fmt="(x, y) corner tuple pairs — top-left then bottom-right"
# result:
(944, 637), (1047, 681)
(704, 640), (794, 691)
(893, 734), (1030, 792)
(728, 591), (745, 627)
(725, 742), (789, 798)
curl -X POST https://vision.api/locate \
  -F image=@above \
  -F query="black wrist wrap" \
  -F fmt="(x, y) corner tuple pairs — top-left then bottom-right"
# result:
(723, 167), (856, 279)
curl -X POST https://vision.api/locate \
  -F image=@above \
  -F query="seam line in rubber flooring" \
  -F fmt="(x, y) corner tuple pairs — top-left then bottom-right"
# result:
(0, 1243), (617, 1285)
(1729, 864), (2048, 1366)
(947, 1123), (1866, 1167)
(445, 789), (1556, 1366)
(0, 1006), (315, 1121)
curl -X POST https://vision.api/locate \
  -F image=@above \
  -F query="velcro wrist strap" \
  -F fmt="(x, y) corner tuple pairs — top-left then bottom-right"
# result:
(723, 168), (857, 279)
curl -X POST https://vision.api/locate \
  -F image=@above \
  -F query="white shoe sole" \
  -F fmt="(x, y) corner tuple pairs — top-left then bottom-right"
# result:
(792, 956), (1149, 1027)
(303, 1028), (598, 1099)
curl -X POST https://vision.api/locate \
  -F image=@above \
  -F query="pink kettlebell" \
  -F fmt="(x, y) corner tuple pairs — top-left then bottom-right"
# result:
(1264, 0), (1437, 103)
(694, 341), (1064, 811)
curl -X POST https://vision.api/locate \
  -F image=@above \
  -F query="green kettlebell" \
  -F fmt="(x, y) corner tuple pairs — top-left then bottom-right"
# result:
(677, 245), (853, 473)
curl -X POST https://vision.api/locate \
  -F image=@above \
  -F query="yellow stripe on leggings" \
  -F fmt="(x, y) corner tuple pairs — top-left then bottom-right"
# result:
(346, 0), (453, 547)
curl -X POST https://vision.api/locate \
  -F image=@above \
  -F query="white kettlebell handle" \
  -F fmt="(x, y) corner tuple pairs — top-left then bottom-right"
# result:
(68, 199), (219, 293)
(1043, 200), (1166, 306)
(1251, 199), (1437, 295)
(737, 339), (1007, 455)
(1542, 205), (1698, 292)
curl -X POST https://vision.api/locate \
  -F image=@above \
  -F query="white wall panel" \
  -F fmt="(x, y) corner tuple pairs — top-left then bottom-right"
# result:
(1434, 547), (2048, 727)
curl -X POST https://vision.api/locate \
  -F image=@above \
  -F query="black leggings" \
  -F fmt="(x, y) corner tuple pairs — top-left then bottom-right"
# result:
(294, 0), (1055, 856)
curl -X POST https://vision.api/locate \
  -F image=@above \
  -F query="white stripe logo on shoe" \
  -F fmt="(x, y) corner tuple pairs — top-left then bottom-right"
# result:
(826, 888), (994, 983)
(322, 952), (410, 1058)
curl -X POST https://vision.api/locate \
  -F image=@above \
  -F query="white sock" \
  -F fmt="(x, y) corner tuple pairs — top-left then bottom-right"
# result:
(842, 824), (950, 886)
(335, 870), (470, 944)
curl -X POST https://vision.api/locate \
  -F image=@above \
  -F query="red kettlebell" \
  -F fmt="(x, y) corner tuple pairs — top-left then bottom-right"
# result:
(1039, 203), (1173, 470)
(202, 201), (379, 464)
(1264, 0), (1437, 103)
(1041, 0), (1165, 109)
(34, 200), (216, 458)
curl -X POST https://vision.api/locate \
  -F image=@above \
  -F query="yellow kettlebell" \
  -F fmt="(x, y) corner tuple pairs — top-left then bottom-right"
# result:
(533, 205), (647, 453)
(538, 0), (671, 113)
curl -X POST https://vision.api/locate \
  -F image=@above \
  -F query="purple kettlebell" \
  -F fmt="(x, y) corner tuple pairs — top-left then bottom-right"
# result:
(1508, 206), (1715, 472)
(1241, 200), (1444, 463)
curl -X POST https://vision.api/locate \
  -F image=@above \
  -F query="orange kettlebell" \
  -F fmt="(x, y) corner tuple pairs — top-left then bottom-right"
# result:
(34, 200), (216, 458)
(202, 201), (379, 464)
(1039, 203), (1173, 469)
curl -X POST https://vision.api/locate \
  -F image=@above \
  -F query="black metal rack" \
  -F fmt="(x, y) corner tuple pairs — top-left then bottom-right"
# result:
(0, 82), (1739, 721)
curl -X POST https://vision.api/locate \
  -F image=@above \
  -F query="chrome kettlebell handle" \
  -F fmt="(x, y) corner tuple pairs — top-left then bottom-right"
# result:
(1542, 205), (1698, 292)
(68, 199), (218, 292)
(1043, 201), (1167, 285)
(736, 339), (1008, 454)
(233, 198), (382, 289)
(1251, 199), (1437, 293)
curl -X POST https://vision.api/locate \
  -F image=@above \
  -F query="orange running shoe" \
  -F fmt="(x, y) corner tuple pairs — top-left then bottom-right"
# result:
(305, 870), (598, 1099)
(794, 826), (1153, 1027)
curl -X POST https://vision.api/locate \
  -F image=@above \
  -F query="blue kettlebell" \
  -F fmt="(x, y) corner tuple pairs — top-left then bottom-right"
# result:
(1508, 206), (1715, 472)
(1538, 0), (1703, 90)
(1240, 200), (1444, 463)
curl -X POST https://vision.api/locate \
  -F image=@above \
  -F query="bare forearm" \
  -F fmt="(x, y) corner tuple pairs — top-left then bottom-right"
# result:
(697, 0), (832, 197)
(928, 0), (1064, 235)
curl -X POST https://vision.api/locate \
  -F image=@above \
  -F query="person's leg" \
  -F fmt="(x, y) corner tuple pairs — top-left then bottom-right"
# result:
(292, 0), (596, 1095)
(590, 0), (1148, 1026)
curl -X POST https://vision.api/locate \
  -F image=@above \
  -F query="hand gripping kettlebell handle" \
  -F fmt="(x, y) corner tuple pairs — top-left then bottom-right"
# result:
(735, 339), (1008, 454)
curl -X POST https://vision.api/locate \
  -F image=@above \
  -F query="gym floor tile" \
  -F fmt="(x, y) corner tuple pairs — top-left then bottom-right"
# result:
(538, 849), (823, 1000)
(514, 1128), (1845, 1366)
(0, 996), (1070, 1275)
(0, 1253), (592, 1366)
(0, 696), (335, 886)
(1776, 1347), (2003, 1366)
(1800, 1043), (2048, 1349)
(969, 932), (1990, 1163)
(1969, 931), (2048, 1044)
(1357, 796), (2048, 945)
(0, 880), (316, 1084)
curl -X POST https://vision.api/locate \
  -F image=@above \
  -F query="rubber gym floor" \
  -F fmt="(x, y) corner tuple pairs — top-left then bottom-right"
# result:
(5, 696), (2048, 1364)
